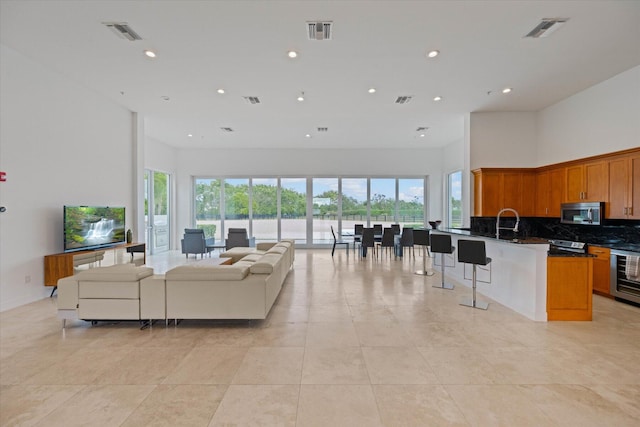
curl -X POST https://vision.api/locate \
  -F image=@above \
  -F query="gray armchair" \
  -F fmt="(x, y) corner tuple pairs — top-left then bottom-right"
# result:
(181, 228), (215, 258)
(226, 228), (250, 250)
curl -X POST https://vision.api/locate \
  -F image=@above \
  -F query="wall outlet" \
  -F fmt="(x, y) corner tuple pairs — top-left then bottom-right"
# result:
(24, 275), (31, 284)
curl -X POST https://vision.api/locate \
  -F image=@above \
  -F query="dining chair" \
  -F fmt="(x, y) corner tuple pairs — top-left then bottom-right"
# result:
(400, 227), (415, 258)
(359, 227), (376, 258)
(377, 227), (396, 258)
(391, 223), (401, 235)
(373, 224), (383, 236)
(353, 224), (364, 254)
(331, 225), (349, 257)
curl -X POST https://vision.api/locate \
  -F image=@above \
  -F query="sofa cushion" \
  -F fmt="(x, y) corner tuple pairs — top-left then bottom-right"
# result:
(166, 264), (249, 281)
(266, 246), (287, 255)
(250, 254), (282, 274)
(220, 248), (266, 263)
(240, 254), (263, 263)
(75, 264), (153, 282)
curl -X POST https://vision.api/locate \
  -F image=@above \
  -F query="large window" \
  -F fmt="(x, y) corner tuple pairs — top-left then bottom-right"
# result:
(398, 178), (424, 228)
(193, 176), (428, 247)
(195, 178), (222, 240)
(370, 178), (396, 228)
(224, 178), (250, 233)
(312, 178), (338, 243)
(252, 178), (278, 241)
(280, 178), (307, 244)
(448, 171), (463, 227)
(341, 178), (368, 236)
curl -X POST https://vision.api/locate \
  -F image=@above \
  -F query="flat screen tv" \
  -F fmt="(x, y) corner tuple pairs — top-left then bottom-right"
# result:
(64, 206), (126, 252)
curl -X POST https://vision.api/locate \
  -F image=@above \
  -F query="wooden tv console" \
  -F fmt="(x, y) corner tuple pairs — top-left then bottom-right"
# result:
(44, 243), (146, 287)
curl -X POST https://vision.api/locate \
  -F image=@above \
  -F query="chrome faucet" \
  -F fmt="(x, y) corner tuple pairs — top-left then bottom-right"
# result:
(496, 208), (520, 240)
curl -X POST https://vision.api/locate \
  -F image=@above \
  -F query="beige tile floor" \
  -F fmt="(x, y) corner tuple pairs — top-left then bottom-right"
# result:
(1, 248), (640, 426)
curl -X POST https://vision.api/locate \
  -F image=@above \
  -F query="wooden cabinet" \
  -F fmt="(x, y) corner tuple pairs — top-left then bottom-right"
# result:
(535, 168), (564, 217)
(547, 256), (593, 321)
(473, 169), (536, 217)
(607, 153), (640, 219)
(588, 246), (611, 297)
(44, 243), (146, 287)
(565, 161), (608, 203)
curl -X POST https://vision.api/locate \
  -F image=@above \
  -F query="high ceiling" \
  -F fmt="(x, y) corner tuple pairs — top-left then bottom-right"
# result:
(2, 1), (639, 150)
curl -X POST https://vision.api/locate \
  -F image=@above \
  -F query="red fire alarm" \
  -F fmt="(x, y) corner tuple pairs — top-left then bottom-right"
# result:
(0, 172), (6, 182)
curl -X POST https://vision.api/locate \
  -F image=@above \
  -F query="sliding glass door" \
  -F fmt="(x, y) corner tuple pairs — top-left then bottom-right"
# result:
(280, 178), (307, 244)
(192, 176), (427, 247)
(144, 169), (171, 254)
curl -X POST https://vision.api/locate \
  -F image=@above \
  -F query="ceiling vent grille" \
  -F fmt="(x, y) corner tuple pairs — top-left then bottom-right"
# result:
(416, 127), (429, 132)
(102, 22), (143, 41)
(524, 18), (568, 38)
(243, 96), (261, 104)
(395, 96), (413, 105)
(307, 21), (332, 40)
(317, 127), (328, 132)
(220, 127), (234, 132)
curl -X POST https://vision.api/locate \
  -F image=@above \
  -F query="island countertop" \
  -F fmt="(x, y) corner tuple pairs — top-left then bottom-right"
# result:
(429, 229), (550, 321)
(436, 227), (550, 245)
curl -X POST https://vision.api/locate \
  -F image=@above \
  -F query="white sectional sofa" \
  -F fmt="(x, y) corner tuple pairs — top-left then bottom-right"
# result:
(57, 264), (163, 327)
(57, 240), (294, 326)
(161, 240), (294, 321)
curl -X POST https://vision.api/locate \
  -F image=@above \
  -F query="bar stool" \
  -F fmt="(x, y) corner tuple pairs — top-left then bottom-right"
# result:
(457, 239), (491, 310)
(413, 229), (434, 276)
(430, 234), (455, 290)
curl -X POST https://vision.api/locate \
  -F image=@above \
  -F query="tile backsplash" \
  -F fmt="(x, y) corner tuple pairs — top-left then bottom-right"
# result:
(470, 217), (640, 245)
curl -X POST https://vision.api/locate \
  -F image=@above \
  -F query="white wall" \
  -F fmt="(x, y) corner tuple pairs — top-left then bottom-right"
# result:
(0, 45), (134, 311)
(173, 147), (444, 246)
(469, 112), (538, 169)
(537, 65), (640, 166)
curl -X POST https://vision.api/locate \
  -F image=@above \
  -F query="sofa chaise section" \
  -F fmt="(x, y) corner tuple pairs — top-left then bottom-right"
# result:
(57, 264), (161, 327)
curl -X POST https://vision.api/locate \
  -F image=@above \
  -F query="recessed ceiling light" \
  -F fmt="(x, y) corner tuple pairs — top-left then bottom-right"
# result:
(217, 89), (225, 94)
(144, 50), (156, 58)
(305, 134), (311, 138)
(287, 50), (298, 58)
(188, 134), (193, 137)
(368, 88), (376, 94)
(427, 50), (439, 58)
(433, 96), (442, 101)
(502, 87), (512, 94)
(297, 92), (305, 102)
(420, 134), (426, 137)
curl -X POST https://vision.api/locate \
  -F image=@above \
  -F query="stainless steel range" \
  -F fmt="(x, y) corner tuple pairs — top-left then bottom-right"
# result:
(547, 239), (588, 256)
(610, 246), (640, 305)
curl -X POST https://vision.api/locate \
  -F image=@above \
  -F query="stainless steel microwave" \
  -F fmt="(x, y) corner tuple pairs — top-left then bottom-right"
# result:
(560, 202), (604, 225)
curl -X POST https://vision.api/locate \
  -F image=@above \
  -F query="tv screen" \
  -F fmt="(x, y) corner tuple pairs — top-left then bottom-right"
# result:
(64, 206), (126, 252)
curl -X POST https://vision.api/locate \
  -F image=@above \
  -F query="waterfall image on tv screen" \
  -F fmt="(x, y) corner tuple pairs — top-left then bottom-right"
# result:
(64, 206), (126, 252)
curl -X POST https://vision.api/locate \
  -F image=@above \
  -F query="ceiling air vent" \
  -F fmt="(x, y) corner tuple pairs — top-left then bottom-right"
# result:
(307, 21), (332, 40)
(220, 127), (234, 132)
(395, 96), (413, 105)
(416, 127), (429, 132)
(102, 22), (143, 41)
(317, 127), (328, 132)
(243, 96), (261, 104)
(524, 18), (568, 38)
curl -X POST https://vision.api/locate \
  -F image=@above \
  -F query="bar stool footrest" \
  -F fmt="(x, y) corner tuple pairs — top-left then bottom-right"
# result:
(433, 283), (454, 290)
(459, 298), (489, 310)
(414, 270), (435, 276)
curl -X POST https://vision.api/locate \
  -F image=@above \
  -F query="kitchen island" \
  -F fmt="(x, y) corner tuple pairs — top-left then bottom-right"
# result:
(432, 228), (550, 321)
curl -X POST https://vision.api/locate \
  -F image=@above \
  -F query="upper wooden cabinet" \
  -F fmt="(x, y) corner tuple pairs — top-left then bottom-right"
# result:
(473, 148), (639, 219)
(564, 161), (608, 203)
(607, 152), (640, 219)
(535, 168), (564, 217)
(473, 169), (536, 217)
